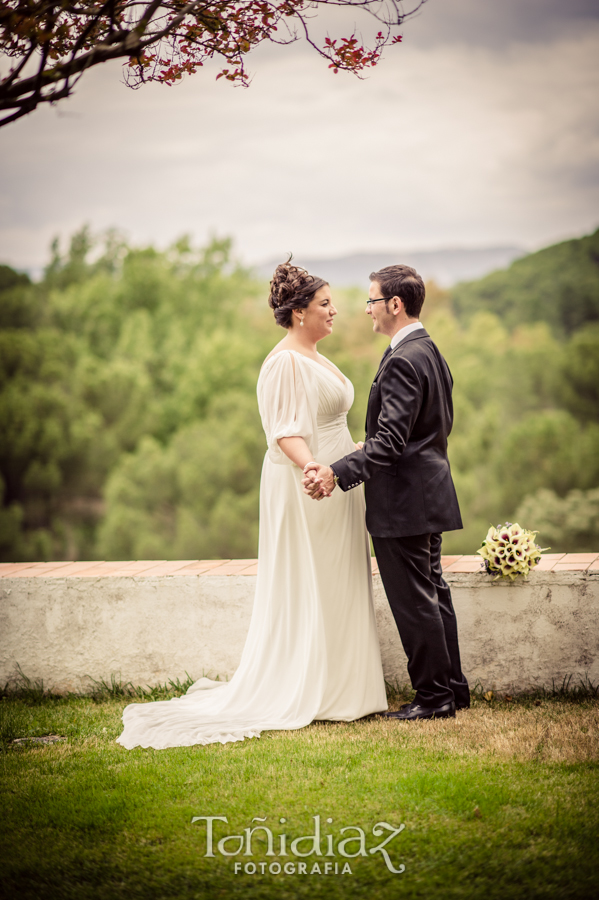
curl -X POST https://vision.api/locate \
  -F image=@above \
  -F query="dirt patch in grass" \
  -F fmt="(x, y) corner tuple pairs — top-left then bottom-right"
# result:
(351, 704), (599, 764)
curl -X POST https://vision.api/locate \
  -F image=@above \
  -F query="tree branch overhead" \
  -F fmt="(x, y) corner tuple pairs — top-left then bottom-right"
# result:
(0, 0), (427, 126)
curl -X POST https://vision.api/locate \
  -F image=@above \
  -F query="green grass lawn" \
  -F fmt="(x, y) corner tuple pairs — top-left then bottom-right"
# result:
(1, 684), (598, 900)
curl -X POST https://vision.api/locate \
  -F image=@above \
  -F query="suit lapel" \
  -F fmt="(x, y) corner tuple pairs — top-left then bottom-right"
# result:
(366, 330), (429, 435)
(375, 329), (429, 379)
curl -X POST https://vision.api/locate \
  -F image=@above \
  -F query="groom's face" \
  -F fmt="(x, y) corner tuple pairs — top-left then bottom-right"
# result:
(367, 280), (396, 335)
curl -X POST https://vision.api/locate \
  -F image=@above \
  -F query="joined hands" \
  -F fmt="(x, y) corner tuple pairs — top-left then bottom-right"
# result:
(302, 463), (334, 500)
(302, 442), (363, 501)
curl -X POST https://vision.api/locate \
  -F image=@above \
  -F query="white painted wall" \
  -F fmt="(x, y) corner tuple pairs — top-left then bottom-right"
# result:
(1, 571), (598, 693)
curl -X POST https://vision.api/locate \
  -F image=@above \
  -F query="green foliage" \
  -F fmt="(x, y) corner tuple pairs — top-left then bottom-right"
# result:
(515, 487), (599, 553)
(1, 227), (598, 561)
(0, 231), (272, 561)
(558, 322), (599, 422)
(497, 410), (599, 511)
(451, 228), (599, 336)
(0, 264), (38, 329)
(0, 264), (30, 293)
(97, 393), (263, 560)
(423, 306), (599, 554)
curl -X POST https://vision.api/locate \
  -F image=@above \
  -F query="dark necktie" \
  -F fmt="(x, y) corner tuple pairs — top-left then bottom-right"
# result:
(381, 345), (393, 364)
(374, 344), (393, 379)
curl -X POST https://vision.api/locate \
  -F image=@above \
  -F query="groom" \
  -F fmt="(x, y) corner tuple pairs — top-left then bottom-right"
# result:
(303, 264), (469, 720)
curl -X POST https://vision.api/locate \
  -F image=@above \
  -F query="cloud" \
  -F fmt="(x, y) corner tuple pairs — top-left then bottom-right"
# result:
(402, 0), (599, 48)
(0, 5), (597, 270)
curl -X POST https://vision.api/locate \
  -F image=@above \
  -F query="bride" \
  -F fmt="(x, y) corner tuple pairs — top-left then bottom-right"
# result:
(117, 261), (387, 749)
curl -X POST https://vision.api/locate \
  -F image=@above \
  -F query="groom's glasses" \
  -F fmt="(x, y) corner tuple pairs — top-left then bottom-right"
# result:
(366, 297), (393, 307)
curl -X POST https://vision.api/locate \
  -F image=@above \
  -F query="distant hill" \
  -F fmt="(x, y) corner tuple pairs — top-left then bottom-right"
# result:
(254, 245), (525, 289)
(451, 229), (599, 335)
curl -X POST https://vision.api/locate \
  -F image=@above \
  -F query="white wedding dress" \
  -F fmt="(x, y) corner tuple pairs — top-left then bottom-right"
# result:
(117, 349), (387, 749)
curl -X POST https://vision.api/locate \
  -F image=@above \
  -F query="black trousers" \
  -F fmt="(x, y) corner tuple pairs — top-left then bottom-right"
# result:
(372, 532), (470, 708)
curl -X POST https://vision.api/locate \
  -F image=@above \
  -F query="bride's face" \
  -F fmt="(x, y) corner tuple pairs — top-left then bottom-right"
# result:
(299, 285), (337, 339)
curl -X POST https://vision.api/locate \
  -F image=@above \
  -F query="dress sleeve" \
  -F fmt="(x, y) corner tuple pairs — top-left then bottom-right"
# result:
(257, 351), (319, 466)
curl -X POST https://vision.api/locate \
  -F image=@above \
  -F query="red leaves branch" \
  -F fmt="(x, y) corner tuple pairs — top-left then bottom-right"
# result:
(0, 1), (421, 126)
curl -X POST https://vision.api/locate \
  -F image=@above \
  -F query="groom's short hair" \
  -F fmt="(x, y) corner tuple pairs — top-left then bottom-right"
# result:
(369, 265), (425, 318)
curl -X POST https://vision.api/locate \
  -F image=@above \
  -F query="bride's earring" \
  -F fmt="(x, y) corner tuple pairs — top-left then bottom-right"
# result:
(300, 317), (304, 327)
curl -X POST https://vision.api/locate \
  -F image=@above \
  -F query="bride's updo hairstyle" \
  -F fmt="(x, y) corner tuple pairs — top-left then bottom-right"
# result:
(268, 258), (328, 329)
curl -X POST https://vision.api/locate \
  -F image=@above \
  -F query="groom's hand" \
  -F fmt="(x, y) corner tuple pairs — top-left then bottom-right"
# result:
(302, 463), (336, 499)
(301, 467), (325, 499)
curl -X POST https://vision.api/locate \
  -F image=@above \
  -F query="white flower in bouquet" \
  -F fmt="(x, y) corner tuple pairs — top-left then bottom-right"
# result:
(477, 522), (548, 581)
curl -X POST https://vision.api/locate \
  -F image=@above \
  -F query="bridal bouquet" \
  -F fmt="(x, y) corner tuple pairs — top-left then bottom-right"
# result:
(477, 522), (547, 581)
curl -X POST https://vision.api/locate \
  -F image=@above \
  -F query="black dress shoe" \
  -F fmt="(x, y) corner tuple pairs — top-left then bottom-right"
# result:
(384, 700), (456, 721)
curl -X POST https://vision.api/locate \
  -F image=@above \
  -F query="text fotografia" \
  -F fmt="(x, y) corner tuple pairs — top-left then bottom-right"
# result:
(191, 815), (406, 875)
(236, 861), (352, 876)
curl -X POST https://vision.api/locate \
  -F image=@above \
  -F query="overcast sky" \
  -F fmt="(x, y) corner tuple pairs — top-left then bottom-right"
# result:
(1, 0), (598, 271)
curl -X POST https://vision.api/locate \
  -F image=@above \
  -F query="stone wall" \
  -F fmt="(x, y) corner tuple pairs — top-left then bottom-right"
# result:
(1, 554), (598, 693)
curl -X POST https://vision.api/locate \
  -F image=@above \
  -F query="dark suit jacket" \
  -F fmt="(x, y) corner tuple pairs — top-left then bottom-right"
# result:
(332, 328), (463, 538)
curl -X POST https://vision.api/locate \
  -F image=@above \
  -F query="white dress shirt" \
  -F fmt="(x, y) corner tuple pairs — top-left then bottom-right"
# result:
(390, 320), (425, 350)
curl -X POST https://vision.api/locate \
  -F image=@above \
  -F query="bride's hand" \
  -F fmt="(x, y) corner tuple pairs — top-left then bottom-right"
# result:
(302, 463), (335, 500)
(302, 469), (327, 500)
(354, 441), (364, 450)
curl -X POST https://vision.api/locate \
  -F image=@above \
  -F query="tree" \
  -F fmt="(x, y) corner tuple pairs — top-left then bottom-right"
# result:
(515, 488), (599, 553)
(450, 229), (599, 337)
(0, 0), (424, 127)
(559, 323), (599, 423)
(4, 226), (598, 562)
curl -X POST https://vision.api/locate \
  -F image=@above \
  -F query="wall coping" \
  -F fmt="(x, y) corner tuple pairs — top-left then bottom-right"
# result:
(3, 554), (598, 692)
(1, 552), (598, 579)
